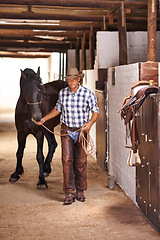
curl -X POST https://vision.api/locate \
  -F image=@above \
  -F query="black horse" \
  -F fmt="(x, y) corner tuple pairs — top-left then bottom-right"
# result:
(9, 67), (67, 189)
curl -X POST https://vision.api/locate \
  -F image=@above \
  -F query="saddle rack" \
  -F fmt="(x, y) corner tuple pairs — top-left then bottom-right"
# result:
(118, 80), (158, 167)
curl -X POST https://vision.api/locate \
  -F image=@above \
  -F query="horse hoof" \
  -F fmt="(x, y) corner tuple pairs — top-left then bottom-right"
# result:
(37, 179), (48, 190)
(9, 175), (20, 183)
(9, 171), (21, 183)
(44, 172), (49, 177)
(37, 184), (48, 190)
(43, 164), (51, 177)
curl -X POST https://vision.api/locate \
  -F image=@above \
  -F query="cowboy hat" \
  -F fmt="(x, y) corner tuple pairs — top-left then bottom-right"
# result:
(66, 68), (84, 80)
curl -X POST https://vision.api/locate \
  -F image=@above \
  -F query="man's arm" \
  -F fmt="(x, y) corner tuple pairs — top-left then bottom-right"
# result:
(33, 108), (60, 125)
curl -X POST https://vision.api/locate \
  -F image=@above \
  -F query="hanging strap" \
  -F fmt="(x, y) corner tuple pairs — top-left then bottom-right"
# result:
(127, 149), (141, 167)
(132, 104), (138, 153)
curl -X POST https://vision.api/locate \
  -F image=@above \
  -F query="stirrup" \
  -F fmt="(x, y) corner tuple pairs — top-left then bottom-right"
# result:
(127, 149), (141, 167)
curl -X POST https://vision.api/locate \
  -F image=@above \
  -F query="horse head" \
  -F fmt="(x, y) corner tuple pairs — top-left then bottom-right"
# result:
(20, 67), (44, 122)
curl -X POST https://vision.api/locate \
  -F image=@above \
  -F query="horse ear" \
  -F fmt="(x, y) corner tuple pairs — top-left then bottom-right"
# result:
(20, 69), (26, 80)
(37, 67), (40, 77)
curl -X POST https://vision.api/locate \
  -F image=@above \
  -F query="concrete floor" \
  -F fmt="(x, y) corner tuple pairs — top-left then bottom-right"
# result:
(0, 111), (159, 240)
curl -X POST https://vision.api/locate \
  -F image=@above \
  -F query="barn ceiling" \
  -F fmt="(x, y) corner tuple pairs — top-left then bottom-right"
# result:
(0, 0), (159, 58)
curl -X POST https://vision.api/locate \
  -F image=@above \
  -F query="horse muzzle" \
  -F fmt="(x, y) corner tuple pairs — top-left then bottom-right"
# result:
(31, 107), (42, 122)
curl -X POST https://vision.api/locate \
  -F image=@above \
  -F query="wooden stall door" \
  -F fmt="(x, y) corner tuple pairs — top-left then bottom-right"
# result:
(136, 96), (160, 231)
(95, 89), (107, 171)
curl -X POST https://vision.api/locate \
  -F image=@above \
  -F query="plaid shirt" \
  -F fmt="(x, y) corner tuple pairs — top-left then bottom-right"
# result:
(55, 84), (99, 128)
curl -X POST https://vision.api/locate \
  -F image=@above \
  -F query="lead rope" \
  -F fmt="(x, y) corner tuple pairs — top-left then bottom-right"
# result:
(41, 124), (96, 157)
(41, 123), (80, 136)
(78, 130), (96, 156)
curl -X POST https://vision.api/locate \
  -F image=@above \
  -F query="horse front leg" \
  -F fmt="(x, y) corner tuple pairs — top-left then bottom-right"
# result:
(43, 131), (57, 177)
(9, 131), (27, 183)
(36, 134), (48, 190)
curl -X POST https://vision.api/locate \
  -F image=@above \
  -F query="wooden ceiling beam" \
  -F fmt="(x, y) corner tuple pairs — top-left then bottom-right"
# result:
(0, 45), (69, 52)
(0, 12), (105, 22)
(0, 23), (154, 33)
(0, 47), (68, 53)
(0, 51), (51, 58)
(0, 40), (89, 49)
(1, 23), (158, 33)
(0, 23), (99, 31)
(0, 1), (149, 10)
(0, 30), (84, 38)
(0, 36), (83, 44)
(0, 35), (66, 42)
(0, 12), (151, 22)
(0, 40), (72, 48)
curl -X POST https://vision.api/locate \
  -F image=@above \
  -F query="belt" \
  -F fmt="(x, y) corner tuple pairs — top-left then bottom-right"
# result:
(61, 123), (80, 132)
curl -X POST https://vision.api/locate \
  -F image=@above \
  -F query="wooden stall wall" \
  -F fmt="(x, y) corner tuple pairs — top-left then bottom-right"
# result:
(136, 62), (160, 231)
(136, 96), (160, 231)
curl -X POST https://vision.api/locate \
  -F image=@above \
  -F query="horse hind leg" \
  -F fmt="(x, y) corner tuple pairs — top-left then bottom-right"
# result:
(43, 131), (57, 177)
(9, 132), (26, 183)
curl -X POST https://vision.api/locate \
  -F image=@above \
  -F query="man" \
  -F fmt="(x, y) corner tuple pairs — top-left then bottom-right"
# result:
(34, 68), (99, 205)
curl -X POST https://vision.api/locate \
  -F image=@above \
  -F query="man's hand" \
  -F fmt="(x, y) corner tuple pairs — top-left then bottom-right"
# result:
(81, 112), (99, 132)
(32, 117), (45, 125)
(81, 121), (92, 132)
(31, 108), (60, 126)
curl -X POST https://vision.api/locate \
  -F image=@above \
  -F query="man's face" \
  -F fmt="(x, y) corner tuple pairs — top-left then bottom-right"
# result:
(67, 76), (80, 92)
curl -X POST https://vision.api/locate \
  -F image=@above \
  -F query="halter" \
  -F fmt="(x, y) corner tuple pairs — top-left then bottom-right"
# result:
(26, 94), (42, 105)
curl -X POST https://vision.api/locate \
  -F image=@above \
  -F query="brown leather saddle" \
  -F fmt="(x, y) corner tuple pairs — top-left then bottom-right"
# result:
(118, 80), (158, 166)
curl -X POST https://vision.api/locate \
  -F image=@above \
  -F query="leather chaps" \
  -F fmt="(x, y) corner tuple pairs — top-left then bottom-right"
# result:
(61, 123), (87, 194)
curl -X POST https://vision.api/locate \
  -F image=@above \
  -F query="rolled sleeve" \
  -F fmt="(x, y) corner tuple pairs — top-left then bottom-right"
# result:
(89, 92), (99, 114)
(55, 92), (62, 113)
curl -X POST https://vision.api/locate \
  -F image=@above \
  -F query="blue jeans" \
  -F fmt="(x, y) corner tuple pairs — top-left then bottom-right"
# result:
(67, 129), (80, 143)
